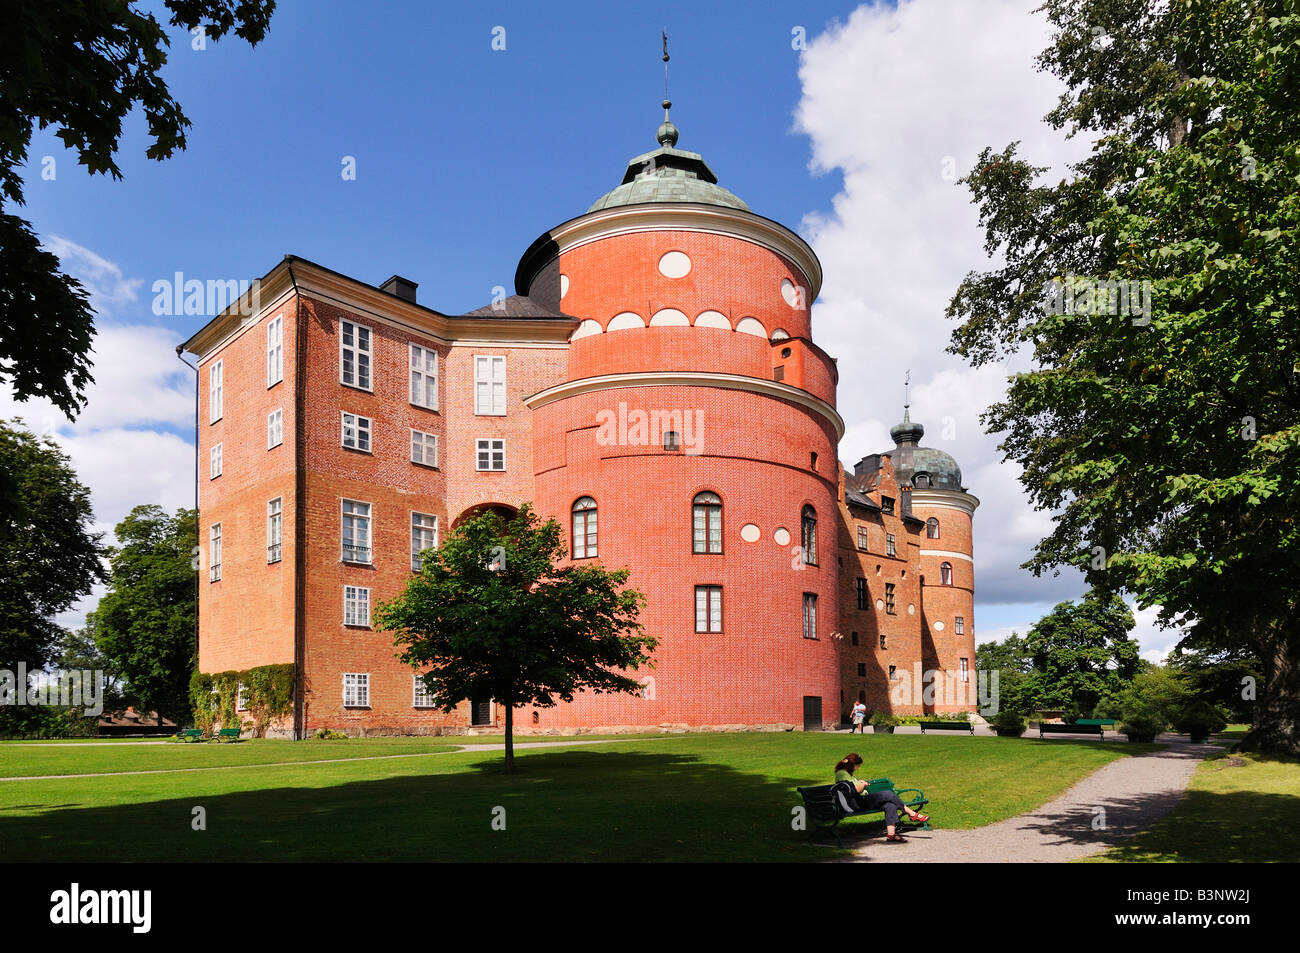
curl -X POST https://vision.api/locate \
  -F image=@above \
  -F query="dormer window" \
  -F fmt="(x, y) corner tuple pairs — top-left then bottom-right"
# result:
(881, 496), (895, 515)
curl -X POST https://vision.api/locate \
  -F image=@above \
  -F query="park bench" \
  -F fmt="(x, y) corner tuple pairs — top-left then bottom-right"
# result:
(919, 720), (974, 734)
(215, 728), (243, 742)
(174, 729), (206, 743)
(1039, 723), (1106, 739)
(796, 777), (930, 846)
(1076, 719), (1115, 729)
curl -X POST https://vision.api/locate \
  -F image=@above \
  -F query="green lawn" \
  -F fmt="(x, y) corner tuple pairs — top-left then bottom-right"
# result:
(1089, 750), (1300, 863)
(0, 733), (1147, 861)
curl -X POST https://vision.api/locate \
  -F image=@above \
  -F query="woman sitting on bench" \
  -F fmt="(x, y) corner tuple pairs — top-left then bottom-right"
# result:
(834, 753), (928, 843)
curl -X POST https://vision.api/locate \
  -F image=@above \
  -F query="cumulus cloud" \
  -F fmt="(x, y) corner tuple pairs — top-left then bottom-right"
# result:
(3, 242), (195, 635)
(42, 235), (143, 320)
(794, 1), (1178, 652)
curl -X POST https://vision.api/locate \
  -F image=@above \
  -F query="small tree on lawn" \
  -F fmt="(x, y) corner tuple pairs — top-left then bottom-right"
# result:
(375, 504), (655, 771)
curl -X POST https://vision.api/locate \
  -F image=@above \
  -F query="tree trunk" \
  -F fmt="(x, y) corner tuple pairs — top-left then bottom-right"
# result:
(1246, 630), (1300, 757)
(504, 702), (514, 772)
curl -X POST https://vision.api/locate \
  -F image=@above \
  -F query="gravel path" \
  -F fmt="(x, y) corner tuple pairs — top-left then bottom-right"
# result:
(837, 739), (1217, 863)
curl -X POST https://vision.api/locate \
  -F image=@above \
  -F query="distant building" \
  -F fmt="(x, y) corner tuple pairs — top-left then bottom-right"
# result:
(98, 708), (176, 737)
(181, 102), (977, 737)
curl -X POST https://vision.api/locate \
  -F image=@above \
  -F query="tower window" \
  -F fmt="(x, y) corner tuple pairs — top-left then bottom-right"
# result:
(850, 631), (859, 646)
(800, 505), (817, 565)
(857, 663), (866, 677)
(886, 533), (897, 557)
(695, 585), (722, 633)
(855, 577), (867, 610)
(857, 526), (868, 550)
(941, 562), (954, 586)
(802, 593), (818, 639)
(955, 615), (965, 635)
(810, 451), (818, 470)
(884, 583), (896, 615)
(889, 665), (898, 681)
(880, 633), (887, 650)
(572, 496), (598, 559)
(926, 517), (940, 539)
(664, 430), (681, 451)
(692, 492), (722, 554)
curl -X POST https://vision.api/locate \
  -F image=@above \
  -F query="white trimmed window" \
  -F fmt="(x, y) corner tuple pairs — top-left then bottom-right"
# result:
(572, 496), (597, 558)
(267, 315), (283, 386)
(413, 676), (436, 708)
(474, 355), (506, 415)
(209, 443), (222, 479)
(236, 681), (248, 711)
(410, 343), (438, 410)
(411, 429), (438, 467)
(267, 408), (283, 449)
(886, 533), (897, 557)
(340, 319), (372, 390)
(341, 412), (371, 452)
(694, 585), (722, 633)
(343, 586), (371, 627)
(209, 523), (222, 582)
(955, 616), (965, 635)
(857, 525), (868, 550)
(267, 498), (282, 564)
(802, 593), (817, 639)
(343, 673), (370, 707)
(341, 500), (371, 563)
(411, 512), (438, 571)
(209, 360), (223, 423)
(476, 438), (505, 471)
(960, 657), (970, 683)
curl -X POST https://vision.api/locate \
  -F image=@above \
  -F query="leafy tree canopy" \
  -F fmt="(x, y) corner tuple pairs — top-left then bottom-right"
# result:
(376, 504), (654, 769)
(947, 0), (1300, 753)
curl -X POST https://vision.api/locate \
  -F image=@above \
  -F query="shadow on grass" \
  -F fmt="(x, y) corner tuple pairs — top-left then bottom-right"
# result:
(0, 749), (839, 863)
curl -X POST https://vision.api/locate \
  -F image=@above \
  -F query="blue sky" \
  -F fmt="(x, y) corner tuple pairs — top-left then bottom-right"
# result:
(7, 0), (1184, 657)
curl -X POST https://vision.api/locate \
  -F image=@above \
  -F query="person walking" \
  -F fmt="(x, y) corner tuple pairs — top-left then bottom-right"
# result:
(849, 700), (867, 734)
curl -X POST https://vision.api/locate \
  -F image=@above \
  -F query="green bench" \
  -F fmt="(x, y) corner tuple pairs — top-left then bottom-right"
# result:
(1077, 719), (1115, 729)
(1039, 723), (1106, 739)
(174, 729), (206, 743)
(919, 720), (974, 734)
(215, 728), (243, 742)
(796, 777), (930, 847)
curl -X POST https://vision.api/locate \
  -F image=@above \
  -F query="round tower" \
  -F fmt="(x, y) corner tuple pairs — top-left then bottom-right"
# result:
(518, 106), (844, 730)
(883, 409), (979, 712)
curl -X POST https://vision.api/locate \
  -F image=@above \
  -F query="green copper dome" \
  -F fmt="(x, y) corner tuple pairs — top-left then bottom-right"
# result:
(588, 102), (750, 212)
(885, 409), (964, 491)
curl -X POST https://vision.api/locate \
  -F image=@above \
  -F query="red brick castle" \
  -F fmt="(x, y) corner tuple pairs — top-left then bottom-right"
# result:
(181, 102), (978, 737)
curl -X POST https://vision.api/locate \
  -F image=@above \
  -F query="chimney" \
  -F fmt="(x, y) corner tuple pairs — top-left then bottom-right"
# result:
(380, 275), (418, 304)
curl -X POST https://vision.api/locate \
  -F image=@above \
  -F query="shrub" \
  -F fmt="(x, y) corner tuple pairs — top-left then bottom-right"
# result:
(870, 712), (900, 728)
(1172, 700), (1229, 737)
(1112, 666), (1190, 740)
(991, 709), (1027, 734)
(314, 728), (349, 740)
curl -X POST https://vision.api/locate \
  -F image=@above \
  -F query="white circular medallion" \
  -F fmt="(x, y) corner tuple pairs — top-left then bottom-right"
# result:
(875, 598), (884, 610)
(907, 604), (916, 615)
(658, 251), (691, 279)
(740, 524), (760, 543)
(773, 527), (791, 546)
(934, 621), (945, 632)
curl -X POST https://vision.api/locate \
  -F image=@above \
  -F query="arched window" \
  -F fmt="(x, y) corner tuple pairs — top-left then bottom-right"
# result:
(692, 492), (722, 554)
(926, 517), (940, 539)
(940, 561), (953, 586)
(572, 497), (597, 558)
(801, 505), (817, 565)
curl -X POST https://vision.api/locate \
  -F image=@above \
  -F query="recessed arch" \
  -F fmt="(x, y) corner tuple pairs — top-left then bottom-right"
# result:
(735, 316), (767, 337)
(771, 327), (790, 340)
(607, 312), (645, 331)
(571, 319), (602, 340)
(649, 308), (689, 327)
(694, 310), (731, 330)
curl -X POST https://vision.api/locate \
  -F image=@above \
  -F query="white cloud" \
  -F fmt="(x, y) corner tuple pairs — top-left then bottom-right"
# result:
(42, 235), (143, 319)
(3, 242), (195, 637)
(795, 0), (1095, 616)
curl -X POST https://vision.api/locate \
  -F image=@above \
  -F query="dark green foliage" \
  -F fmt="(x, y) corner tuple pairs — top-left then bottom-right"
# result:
(1024, 591), (1140, 714)
(90, 505), (197, 725)
(0, 0), (276, 417)
(376, 504), (654, 770)
(0, 420), (104, 676)
(1172, 699), (1230, 736)
(1111, 666), (1191, 740)
(946, 0), (1300, 754)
